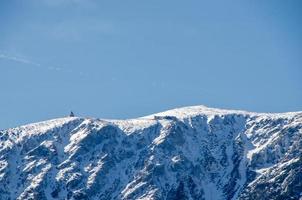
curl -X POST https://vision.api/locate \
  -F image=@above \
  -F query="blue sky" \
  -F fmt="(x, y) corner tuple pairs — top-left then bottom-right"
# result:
(0, 0), (301, 129)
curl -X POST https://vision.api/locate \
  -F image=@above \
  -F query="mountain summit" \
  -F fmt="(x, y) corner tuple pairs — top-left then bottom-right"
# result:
(0, 106), (301, 200)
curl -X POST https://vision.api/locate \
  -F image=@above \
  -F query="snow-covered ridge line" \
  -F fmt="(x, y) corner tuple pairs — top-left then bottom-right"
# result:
(3, 117), (81, 132)
(5, 105), (301, 131)
(142, 105), (302, 119)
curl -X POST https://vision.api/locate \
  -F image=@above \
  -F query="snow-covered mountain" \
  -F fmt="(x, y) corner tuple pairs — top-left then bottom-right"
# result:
(0, 105), (301, 200)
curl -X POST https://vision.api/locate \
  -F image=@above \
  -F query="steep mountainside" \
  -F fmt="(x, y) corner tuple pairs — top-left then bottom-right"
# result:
(0, 106), (301, 200)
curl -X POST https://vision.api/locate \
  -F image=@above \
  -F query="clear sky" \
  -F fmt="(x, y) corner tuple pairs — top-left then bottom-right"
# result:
(1, 0), (301, 129)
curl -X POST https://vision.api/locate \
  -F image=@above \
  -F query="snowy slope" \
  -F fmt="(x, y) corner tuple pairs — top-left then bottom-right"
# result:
(0, 106), (301, 200)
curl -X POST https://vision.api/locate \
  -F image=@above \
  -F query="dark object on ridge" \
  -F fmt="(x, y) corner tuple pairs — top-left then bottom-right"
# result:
(70, 111), (75, 117)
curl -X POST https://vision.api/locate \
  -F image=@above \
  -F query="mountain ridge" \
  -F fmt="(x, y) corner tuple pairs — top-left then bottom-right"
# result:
(6, 105), (302, 130)
(0, 105), (301, 200)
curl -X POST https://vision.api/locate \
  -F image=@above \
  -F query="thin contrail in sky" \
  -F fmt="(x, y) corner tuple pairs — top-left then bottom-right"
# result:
(0, 54), (41, 66)
(0, 53), (87, 77)
(0, 53), (63, 71)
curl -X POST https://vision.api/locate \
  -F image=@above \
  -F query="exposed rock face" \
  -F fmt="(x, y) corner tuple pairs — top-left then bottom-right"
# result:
(0, 106), (301, 200)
